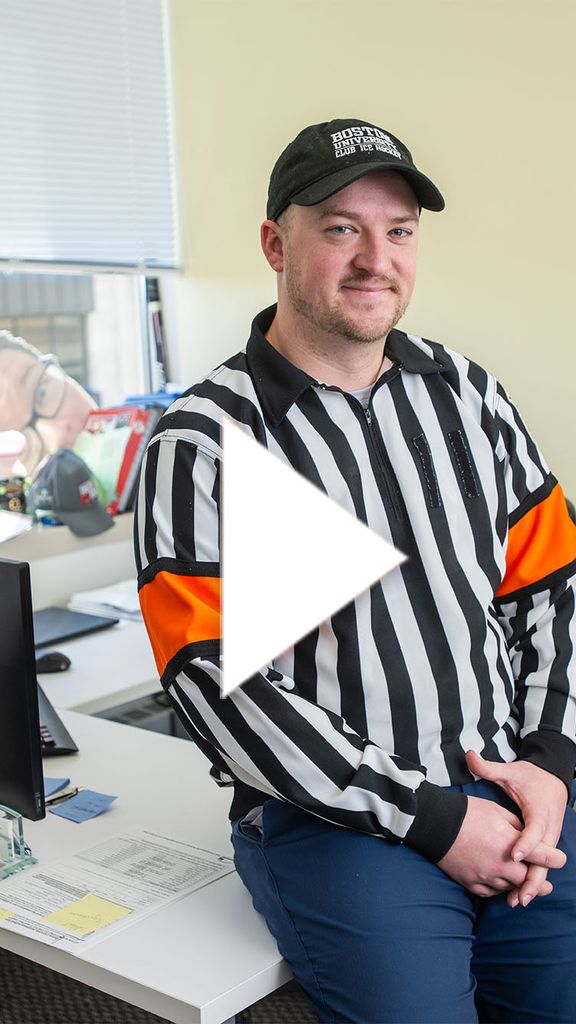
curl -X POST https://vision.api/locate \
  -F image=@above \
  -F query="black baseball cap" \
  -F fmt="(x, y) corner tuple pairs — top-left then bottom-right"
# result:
(27, 449), (114, 537)
(267, 118), (445, 221)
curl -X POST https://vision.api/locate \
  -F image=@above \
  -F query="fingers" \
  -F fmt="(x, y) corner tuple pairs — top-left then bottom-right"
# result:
(522, 841), (567, 870)
(511, 818), (547, 863)
(465, 749), (500, 782)
(511, 865), (553, 907)
(472, 883), (506, 898)
(505, 838), (564, 907)
(508, 827), (561, 868)
(507, 878), (554, 908)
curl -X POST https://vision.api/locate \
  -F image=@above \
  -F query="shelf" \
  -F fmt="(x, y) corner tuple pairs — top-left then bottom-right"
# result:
(0, 512), (134, 561)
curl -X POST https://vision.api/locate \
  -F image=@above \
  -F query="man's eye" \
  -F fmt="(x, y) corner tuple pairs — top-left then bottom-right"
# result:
(328, 225), (353, 235)
(36, 382), (50, 404)
(390, 227), (410, 238)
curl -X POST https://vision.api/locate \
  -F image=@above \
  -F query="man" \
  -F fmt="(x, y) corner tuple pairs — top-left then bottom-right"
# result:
(0, 329), (96, 476)
(136, 120), (576, 1022)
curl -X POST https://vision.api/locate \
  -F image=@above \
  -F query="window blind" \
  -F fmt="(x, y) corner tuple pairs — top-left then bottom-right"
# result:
(0, 0), (179, 271)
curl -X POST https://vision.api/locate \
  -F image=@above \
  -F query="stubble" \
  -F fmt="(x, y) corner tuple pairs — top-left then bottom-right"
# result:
(284, 265), (408, 346)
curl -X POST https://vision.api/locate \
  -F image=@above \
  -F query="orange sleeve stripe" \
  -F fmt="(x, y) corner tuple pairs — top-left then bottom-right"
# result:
(139, 572), (221, 677)
(496, 483), (576, 598)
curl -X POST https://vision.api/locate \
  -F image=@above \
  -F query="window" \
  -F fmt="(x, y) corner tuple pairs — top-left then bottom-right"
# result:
(0, 0), (178, 483)
(0, 273), (152, 477)
(0, 274), (147, 408)
(0, 0), (178, 272)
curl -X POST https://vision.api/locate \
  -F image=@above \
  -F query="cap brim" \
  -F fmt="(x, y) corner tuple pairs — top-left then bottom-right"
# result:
(289, 161), (445, 212)
(58, 507), (115, 537)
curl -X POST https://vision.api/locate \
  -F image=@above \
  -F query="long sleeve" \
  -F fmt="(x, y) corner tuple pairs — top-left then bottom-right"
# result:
(134, 429), (467, 863)
(492, 385), (576, 786)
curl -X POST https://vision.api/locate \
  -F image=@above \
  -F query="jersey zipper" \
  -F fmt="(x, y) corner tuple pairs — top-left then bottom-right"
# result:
(363, 405), (402, 520)
(318, 367), (404, 521)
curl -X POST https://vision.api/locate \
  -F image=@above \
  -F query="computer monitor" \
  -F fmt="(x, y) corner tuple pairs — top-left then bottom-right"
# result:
(0, 558), (45, 821)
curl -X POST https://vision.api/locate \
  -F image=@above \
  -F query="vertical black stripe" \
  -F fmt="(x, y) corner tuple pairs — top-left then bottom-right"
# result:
(494, 387), (529, 503)
(213, 459), (221, 558)
(268, 413), (327, 491)
(293, 627), (319, 706)
(331, 603), (367, 739)
(133, 493), (143, 574)
(142, 440), (161, 566)
(172, 440), (197, 561)
(512, 595), (536, 728)
(347, 397), (405, 524)
(503, 720), (519, 753)
(541, 584), (574, 730)
(299, 390), (370, 523)
(481, 617), (515, 761)
(370, 586), (420, 764)
(505, 389), (547, 477)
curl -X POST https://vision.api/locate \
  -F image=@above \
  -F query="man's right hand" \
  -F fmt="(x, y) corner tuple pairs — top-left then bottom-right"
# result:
(437, 796), (566, 902)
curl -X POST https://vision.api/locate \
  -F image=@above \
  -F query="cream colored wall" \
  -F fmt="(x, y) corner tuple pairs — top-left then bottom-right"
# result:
(167, 0), (575, 494)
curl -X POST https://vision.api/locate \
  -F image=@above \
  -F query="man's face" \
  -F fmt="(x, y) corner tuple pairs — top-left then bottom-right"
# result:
(0, 347), (96, 473)
(277, 171), (420, 345)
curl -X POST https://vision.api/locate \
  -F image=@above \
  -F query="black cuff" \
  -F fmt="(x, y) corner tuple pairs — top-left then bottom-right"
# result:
(519, 731), (576, 792)
(404, 781), (468, 863)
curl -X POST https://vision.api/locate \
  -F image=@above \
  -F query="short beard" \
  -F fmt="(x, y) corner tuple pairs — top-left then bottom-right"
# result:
(285, 271), (408, 345)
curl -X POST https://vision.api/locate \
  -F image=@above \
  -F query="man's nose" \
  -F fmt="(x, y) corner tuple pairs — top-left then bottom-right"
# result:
(352, 234), (393, 277)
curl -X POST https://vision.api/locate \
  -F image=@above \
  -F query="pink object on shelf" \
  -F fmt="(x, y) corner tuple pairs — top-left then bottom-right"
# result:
(0, 430), (27, 478)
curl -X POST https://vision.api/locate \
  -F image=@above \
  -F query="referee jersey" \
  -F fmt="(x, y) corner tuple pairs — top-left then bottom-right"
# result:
(135, 305), (576, 862)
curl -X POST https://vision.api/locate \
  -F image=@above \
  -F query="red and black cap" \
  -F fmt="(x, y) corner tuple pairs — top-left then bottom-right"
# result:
(267, 118), (445, 221)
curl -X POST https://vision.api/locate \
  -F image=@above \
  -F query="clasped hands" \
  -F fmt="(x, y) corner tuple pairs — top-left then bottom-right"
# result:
(438, 751), (568, 908)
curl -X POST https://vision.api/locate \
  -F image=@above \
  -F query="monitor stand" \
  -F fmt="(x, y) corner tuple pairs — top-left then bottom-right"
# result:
(0, 805), (38, 880)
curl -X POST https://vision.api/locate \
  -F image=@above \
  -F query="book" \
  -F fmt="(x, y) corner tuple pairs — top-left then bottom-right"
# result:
(69, 578), (141, 621)
(73, 405), (163, 515)
(122, 385), (182, 410)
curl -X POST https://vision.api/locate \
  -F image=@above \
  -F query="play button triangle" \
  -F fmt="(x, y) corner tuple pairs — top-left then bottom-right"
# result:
(222, 417), (405, 695)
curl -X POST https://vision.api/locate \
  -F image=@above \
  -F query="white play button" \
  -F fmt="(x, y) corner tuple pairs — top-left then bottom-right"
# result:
(222, 417), (406, 696)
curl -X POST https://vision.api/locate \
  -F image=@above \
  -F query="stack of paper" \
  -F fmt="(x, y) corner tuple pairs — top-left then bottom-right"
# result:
(0, 509), (32, 544)
(0, 828), (234, 953)
(69, 578), (141, 621)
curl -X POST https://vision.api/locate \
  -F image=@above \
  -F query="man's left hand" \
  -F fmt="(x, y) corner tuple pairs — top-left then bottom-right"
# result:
(465, 750), (568, 909)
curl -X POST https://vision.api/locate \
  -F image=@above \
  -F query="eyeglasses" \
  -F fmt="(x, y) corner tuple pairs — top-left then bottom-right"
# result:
(21, 358), (68, 471)
(28, 357), (68, 421)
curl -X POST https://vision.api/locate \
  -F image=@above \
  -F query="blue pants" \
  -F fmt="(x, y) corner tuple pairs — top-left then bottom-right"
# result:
(232, 781), (576, 1023)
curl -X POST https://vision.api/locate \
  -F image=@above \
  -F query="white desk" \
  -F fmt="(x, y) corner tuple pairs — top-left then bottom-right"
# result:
(37, 620), (159, 715)
(0, 712), (291, 1024)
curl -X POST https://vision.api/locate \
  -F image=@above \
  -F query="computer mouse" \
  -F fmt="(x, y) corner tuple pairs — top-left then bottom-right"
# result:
(35, 649), (72, 673)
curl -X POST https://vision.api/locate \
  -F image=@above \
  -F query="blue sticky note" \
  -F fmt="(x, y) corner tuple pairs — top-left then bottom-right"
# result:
(44, 777), (70, 798)
(49, 790), (117, 823)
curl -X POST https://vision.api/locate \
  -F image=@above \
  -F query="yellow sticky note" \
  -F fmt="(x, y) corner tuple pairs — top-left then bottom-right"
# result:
(44, 893), (131, 936)
(0, 908), (13, 921)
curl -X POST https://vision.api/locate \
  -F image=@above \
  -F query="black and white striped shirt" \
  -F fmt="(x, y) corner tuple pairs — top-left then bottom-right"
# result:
(135, 305), (576, 862)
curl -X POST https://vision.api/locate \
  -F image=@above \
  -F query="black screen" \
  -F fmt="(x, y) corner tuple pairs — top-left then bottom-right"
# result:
(0, 559), (45, 820)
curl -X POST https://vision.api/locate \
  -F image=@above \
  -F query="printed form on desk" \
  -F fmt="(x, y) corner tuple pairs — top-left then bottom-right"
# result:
(0, 828), (234, 953)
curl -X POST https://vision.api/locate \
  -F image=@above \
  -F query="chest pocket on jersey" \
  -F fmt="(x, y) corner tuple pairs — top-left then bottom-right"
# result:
(447, 430), (480, 499)
(412, 434), (441, 509)
(412, 430), (480, 510)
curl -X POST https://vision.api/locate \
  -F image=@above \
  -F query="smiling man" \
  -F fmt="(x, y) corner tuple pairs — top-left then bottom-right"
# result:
(136, 120), (576, 1023)
(263, 171), (419, 386)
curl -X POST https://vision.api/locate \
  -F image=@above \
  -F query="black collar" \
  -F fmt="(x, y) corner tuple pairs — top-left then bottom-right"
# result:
(246, 304), (446, 426)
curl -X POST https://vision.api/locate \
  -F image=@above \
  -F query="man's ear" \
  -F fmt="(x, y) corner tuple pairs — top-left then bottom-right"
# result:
(261, 220), (285, 272)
